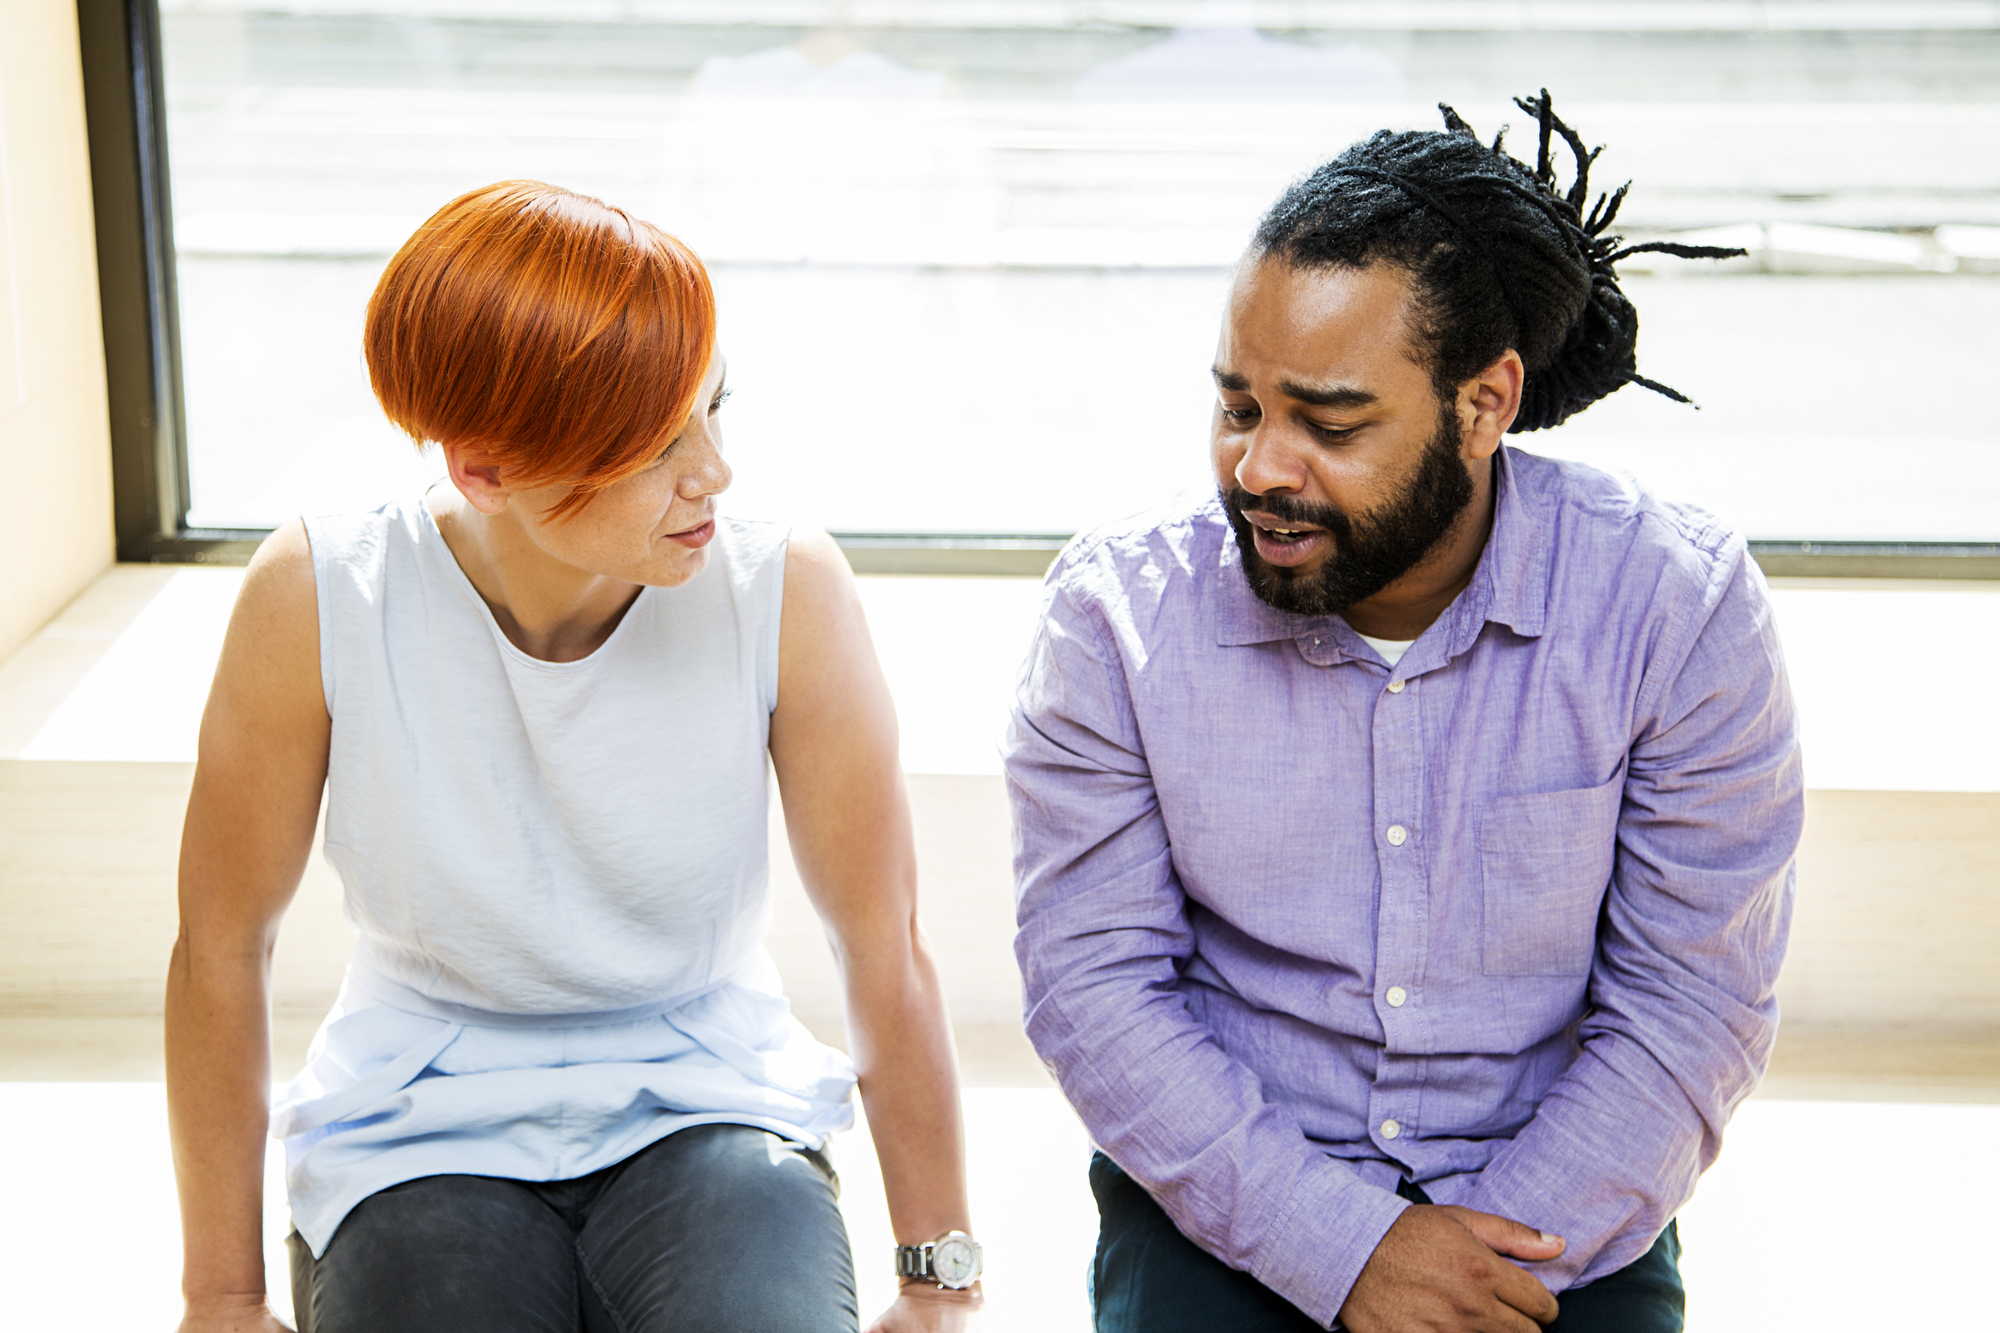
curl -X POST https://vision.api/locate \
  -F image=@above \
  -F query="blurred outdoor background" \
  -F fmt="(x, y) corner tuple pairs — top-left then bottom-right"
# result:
(158, 0), (2000, 541)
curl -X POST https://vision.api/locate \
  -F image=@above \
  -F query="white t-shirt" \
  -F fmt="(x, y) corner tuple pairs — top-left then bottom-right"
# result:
(1357, 632), (1416, 668)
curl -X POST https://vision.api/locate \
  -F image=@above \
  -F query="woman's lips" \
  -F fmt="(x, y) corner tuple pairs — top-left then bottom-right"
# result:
(1250, 523), (1327, 568)
(664, 519), (715, 549)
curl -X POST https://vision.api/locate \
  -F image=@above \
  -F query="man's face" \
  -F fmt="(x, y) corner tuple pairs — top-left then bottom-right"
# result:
(1211, 256), (1477, 617)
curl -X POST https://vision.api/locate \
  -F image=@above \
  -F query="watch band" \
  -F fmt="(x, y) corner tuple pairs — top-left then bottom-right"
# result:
(893, 1244), (933, 1281)
(894, 1230), (982, 1289)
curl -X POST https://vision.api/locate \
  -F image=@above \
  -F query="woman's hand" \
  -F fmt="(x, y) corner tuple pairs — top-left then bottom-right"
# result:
(176, 1293), (295, 1333)
(866, 1282), (984, 1332)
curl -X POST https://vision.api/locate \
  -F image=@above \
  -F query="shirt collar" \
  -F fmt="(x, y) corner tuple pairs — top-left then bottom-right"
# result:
(1457, 444), (1550, 642)
(1212, 444), (1550, 651)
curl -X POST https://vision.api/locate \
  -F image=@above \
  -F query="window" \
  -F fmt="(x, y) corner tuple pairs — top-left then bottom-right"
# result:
(86, 0), (2000, 572)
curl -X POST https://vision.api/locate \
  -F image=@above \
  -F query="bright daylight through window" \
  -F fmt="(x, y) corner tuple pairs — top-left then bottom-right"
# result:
(159, 0), (2000, 544)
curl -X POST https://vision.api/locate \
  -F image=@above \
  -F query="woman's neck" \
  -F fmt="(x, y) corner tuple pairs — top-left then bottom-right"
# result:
(428, 489), (643, 663)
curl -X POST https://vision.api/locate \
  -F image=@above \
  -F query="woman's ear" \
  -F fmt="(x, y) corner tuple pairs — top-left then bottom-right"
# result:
(444, 446), (510, 515)
(1461, 349), (1523, 461)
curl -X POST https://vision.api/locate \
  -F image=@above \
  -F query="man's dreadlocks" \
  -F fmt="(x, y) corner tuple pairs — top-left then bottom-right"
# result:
(1252, 91), (1743, 432)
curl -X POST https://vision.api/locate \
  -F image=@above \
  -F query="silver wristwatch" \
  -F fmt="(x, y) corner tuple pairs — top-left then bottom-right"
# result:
(895, 1230), (983, 1289)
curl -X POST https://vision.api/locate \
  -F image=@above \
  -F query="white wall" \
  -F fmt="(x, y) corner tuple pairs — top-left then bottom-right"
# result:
(0, 0), (115, 660)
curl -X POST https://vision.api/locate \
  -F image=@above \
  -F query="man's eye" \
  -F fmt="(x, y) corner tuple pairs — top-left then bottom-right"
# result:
(1221, 405), (1257, 423)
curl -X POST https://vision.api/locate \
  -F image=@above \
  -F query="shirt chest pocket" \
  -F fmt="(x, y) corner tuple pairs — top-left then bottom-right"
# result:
(1476, 773), (1624, 977)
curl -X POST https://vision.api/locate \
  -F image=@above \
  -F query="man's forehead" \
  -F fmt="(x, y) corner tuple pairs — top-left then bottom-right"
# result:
(1219, 257), (1422, 395)
(1231, 250), (1413, 311)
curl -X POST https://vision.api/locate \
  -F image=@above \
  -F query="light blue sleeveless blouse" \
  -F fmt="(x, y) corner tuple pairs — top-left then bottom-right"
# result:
(275, 498), (856, 1257)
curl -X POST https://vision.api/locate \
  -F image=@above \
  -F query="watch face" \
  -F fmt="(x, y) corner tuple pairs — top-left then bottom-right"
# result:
(932, 1235), (981, 1288)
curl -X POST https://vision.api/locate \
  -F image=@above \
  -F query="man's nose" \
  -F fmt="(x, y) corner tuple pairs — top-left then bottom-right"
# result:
(1234, 427), (1307, 498)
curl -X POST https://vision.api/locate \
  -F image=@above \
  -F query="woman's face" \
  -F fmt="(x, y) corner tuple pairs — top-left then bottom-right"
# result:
(501, 353), (734, 589)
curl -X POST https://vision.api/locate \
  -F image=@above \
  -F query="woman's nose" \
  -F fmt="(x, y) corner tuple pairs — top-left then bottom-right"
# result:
(679, 430), (731, 499)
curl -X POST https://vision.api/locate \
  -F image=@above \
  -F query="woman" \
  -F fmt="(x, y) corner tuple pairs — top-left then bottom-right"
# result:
(166, 181), (982, 1333)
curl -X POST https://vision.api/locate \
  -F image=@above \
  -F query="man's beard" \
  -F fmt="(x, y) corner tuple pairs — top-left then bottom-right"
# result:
(1223, 399), (1477, 617)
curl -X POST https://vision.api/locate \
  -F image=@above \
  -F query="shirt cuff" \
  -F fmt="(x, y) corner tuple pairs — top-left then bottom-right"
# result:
(1246, 1158), (1411, 1328)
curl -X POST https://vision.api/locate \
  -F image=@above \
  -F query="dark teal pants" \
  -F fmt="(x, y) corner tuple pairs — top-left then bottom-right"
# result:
(1088, 1153), (1684, 1333)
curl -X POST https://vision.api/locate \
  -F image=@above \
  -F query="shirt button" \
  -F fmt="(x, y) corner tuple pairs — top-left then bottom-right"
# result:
(1385, 986), (1408, 1008)
(1381, 1119), (1402, 1139)
(1387, 679), (1405, 693)
(1386, 824), (1408, 846)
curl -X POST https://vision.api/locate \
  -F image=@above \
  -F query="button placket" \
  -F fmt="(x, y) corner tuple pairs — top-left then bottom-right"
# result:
(1367, 663), (1432, 1173)
(1372, 650), (1427, 1136)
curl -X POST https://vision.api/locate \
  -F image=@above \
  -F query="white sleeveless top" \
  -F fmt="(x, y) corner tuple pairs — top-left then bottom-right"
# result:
(274, 497), (856, 1256)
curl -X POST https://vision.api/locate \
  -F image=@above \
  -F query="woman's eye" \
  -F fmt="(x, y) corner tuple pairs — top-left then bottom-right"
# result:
(709, 388), (732, 414)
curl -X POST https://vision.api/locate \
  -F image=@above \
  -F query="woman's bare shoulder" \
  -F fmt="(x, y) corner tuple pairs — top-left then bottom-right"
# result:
(775, 525), (881, 717)
(779, 525), (861, 628)
(234, 519), (319, 642)
(206, 519), (325, 731)
(782, 523), (848, 581)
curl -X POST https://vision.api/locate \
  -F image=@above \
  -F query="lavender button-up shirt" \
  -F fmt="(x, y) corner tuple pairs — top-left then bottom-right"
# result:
(1005, 446), (1802, 1327)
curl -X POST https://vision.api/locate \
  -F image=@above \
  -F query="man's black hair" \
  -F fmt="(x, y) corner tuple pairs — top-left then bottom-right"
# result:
(1252, 91), (1744, 432)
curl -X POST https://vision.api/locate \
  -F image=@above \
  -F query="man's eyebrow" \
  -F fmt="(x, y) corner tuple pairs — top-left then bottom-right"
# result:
(1279, 379), (1376, 409)
(1210, 367), (1377, 409)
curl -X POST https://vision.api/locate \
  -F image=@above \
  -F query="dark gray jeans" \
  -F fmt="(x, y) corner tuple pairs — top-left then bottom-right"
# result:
(288, 1123), (858, 1333)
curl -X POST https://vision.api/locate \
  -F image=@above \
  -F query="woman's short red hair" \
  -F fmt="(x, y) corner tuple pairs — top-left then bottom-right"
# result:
(365, 180), (715, 517)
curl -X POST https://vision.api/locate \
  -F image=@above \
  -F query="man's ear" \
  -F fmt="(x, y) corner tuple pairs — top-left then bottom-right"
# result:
(444, 446), (510, 516)
(1460, 350), (1524, 461)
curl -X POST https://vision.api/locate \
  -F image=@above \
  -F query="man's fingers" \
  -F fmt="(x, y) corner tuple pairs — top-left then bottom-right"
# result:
(1481, 1295), (1552, 1333)
(1427, 1206), (1560, 1323)
(1491, 1262), (1561, 1325)
(1439, 1205), (1566, 1262)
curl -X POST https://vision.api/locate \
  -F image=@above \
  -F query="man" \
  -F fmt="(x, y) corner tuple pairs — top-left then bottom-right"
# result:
(1005, 95), (1800, 1333)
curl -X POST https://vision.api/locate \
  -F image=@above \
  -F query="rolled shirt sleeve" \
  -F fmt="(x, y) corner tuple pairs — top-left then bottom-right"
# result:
(1454, 542), (1802, 1288)
(1008, 578), (1408, 1327)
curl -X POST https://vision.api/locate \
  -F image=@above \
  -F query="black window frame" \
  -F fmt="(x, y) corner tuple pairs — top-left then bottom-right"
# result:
(77, 0), (2000, 579)
(78, 0), (264, 564)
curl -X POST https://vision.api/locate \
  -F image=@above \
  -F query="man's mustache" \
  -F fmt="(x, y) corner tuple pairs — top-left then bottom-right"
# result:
(1224, 488), (1353, 535)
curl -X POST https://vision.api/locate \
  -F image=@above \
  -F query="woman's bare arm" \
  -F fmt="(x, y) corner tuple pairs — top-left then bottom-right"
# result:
(167, 520), (331, 1332)
(768, 528), (978, 1331)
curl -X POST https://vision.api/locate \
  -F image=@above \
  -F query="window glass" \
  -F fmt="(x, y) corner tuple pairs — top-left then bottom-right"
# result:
(162, 2), (2000, 540)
